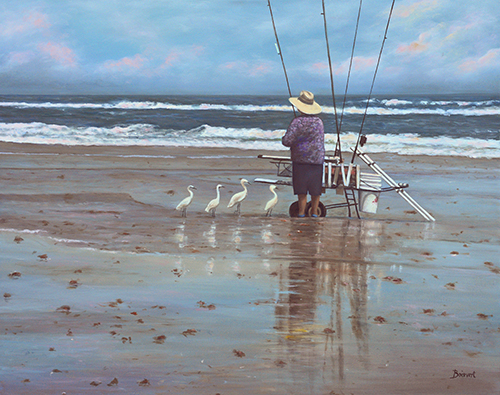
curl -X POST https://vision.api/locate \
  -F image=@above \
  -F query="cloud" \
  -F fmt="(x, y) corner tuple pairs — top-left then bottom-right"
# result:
(0, 10), (51, 38)
(394, 0), (439, 19)
(7, 51), (35, 66)
(104, 54), (146, 70)
(220, 60), (273, 77)
(25, 10), (51, 30)
(162, 52), (180, 68)
(311, 56), (377, 75)
(459, 48), (500, 73)
(38, 42), (77, 67)
(160, 46), (204, 69)
(396, 33), (429, 54)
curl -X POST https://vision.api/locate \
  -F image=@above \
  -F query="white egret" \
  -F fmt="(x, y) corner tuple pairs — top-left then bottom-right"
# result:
(227, 179), (250, 215)
(205, 184), (224, 217)
(175, 185), (196, 217)
(264, 185), (278, 217)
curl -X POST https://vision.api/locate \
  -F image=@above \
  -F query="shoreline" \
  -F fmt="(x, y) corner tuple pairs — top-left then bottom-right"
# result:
(1, 140), (498, 163)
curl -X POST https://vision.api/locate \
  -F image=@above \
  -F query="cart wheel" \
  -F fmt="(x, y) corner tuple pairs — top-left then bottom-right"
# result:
(288, 201), (300, 217)
(306, 201), (327, 217)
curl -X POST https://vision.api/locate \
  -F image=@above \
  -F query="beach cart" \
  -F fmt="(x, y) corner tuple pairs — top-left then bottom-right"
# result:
(254, 147), (435, 222)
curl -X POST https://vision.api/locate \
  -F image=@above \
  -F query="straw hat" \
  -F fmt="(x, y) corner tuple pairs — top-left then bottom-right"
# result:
(289, 90), (322, 115)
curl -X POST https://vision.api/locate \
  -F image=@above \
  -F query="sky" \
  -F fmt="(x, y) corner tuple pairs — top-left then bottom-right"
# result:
(0, 0), (498, 95)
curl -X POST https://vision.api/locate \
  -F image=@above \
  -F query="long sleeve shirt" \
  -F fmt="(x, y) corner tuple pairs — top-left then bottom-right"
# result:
(282, 115), (325, 164)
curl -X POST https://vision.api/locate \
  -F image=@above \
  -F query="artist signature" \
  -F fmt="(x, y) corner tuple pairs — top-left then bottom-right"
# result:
(450, 369), (476, 379)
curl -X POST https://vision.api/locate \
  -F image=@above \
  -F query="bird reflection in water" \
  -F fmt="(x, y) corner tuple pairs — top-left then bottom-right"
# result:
(174, 223), (187, 248)
(274, 219), (380, 393)
(203, 222), (218, 248)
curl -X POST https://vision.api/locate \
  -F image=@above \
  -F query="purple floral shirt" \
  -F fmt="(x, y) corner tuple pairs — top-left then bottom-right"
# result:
(282, 115), (325, 164)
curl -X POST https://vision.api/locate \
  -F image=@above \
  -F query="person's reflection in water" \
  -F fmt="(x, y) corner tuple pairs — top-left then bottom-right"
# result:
(275, 218), (376, 394)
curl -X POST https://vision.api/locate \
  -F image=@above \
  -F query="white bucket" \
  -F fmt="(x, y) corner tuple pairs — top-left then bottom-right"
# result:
(359, 173), (382, 214)
(359, 191), (380, 213)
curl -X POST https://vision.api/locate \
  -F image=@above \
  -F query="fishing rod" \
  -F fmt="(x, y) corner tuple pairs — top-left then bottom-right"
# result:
(267, 0), (296, 117)
(321, 0), (342, 161)
(351, 0), (396, 163)
(338, 0), (363, 137)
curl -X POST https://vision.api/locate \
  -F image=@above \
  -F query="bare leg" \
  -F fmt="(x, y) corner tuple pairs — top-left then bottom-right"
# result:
(298, 194), (307, 216)
(310, 195), (321, 216)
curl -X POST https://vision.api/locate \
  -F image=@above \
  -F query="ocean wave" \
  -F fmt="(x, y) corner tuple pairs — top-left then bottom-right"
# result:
(0, 122), (498, 158)
(1, 99), (498, 117)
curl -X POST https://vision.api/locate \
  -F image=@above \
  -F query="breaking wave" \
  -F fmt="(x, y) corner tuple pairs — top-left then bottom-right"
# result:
(0, 122), (498, 158)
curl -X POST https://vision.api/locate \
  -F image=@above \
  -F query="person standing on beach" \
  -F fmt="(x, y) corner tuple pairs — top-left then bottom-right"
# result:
(282, 91), (325, 217)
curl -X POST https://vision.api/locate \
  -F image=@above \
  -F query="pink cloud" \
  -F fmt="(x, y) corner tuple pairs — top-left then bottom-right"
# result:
(459, 49), (500, 73)
(1, 11), (51, 37)
(8, 51), (34, 66)
(397, 41), (428, 54)
(38, 42), (76, 67)
(249, 63), (271, 76)
(105, 54), (145, 70)
(396, 33), (429, 55)
(25, 11), (51, 30)
(312, 62), (329, 72)
(395, 0), (439, 18)
(222, 61), (247, 70)
(163, 52), (180, 67)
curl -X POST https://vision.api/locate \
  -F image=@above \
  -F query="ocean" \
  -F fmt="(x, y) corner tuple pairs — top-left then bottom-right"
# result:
(0, 94), (498, 158)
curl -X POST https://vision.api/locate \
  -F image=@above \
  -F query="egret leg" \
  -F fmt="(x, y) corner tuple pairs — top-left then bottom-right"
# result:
(182, 208), (187, 218)
(211, 209), (216, 218)
(235, 202), (241, 215)
(266, 208), (272, 217)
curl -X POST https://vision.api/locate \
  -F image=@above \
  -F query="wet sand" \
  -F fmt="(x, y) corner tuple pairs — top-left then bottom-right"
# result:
(0, 142), (499, 394)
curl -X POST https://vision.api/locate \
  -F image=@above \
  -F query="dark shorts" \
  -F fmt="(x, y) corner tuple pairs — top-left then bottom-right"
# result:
(292, 162), (323, 196)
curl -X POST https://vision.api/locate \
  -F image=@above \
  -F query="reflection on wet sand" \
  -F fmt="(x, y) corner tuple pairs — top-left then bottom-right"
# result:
(275, 219), (381, 393)
(203, 221), (218, 248)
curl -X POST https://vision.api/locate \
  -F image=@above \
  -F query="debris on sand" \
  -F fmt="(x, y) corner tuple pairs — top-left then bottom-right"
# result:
(323, 328), (335, 334)
(107, 378), (119, 386)
(382, 276), (405, 284)
(182, 329), (197, 337)
(68, 280), (80, 289)
(38, 254), (48, 261)
(3, 293), (12, 299)
(233, 349), (245, 358)
(445, 282), (456, 290)
(197, 301), (216, 310)
(8, 271), (21, 279)
(374, 316), (387, 324)
(56, 305), (71, 314)
(477, 313), (492, 320)
(138, 379), (150, 387)
(90, 381), (102, 386)
(423, 309), (435, 315)
(14, 236), (24, 244)
(484, 262), (500, 274)
(153, 335), (166, 344)
(274, 359), (287, 368)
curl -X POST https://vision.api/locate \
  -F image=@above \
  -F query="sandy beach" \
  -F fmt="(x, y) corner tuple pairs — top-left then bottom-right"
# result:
(0, 141), (499, 394)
